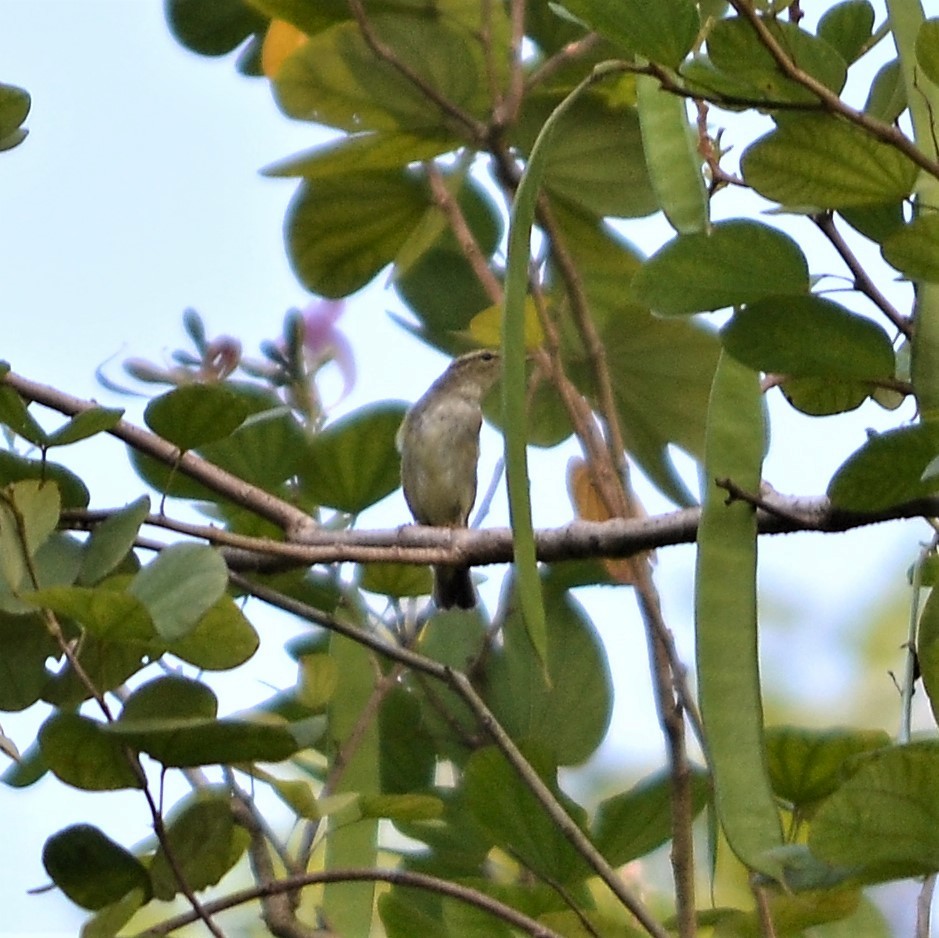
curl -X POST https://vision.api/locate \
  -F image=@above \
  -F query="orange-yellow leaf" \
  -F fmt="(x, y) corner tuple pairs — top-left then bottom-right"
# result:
(262, 19), (308, 80)
(468, 298), (543, 350)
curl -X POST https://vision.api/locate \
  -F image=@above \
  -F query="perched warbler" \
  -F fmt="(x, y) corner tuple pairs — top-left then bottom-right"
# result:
(396, 349), (502, 609)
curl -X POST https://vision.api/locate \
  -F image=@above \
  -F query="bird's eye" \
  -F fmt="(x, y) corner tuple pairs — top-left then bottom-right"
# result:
(480, 350), (497, 361)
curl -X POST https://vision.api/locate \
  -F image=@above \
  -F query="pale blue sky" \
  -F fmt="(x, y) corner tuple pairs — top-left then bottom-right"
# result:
(0, 2), (929, 933)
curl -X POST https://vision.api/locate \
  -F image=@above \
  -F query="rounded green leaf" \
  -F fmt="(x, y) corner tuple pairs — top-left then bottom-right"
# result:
(120, 674), (218, 723)
(780, 376), (871, 416)
(287, 171), (428, 297)
(39, 713), (143, 791)
(301, 402), (407, 513)
(742, 115), (919, 209)
(864, 58), (906, 123)
(144, 384), (250, 451)
(817, 0), (875, 64)
(827, 422), (939, 511)
(882, 214), (939, 282)
(810, 742), (939, 882)
(42, 824), (150, 910)
(631, 219), (809, 314)
(78, 496), (150, 586)
(165, 0), (266, 56)
(765, 726), (890, 812)
(721, 295), (895, 379)
(915, 18), (939, 86)
(128, 543), (228, 641)
(359, 561), (433, 599)
(45, 406), (124, 447)
(0, 451), (89, 508)
(0, 82), (30, 148)
(164, 595), (259, 671)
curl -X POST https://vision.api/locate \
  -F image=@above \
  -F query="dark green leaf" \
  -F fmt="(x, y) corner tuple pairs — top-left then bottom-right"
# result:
(42, 635), (148, 707)
(882, 214), (939, 282)
(286, 171), (429, 297)
(45, 407), (124, 447)
(149, 788), (249, 899)
(1, 738), (47, 788)
(721, 295), (895, 379)
(817, 0), (874, 64)
(486, 586), (612, 766)
(78, 497), (150, 586)
(838, 201), (906, 244)
(0, 386), (47, 445)
(559, 0), (698, 67)
(0, 451), (88, 508)
(594, 766), (710, 865)
(827, 422), (939, 511)
(810, 742), (939, 882)
(301, 403), (407, 513)
(144, 384), (250, 451)
(165, 0), (267, 56)
(741, 115), (919, 209)
(379, 686), (436, 795)
(631, 219), (809, 315)
(0, 611), (58, 711)
(121, 674), (217, 721)
(128, 543), (228, 641)
(39, 713), (143, 791)
(765, 726), (891, 812)
(42, 824), (150, 910)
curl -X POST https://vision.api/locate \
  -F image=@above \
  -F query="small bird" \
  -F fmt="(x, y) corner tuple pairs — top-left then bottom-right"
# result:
(397, 349), (502, 609)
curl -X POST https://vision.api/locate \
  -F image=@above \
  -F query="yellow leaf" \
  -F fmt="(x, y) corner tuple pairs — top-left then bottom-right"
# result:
(262, 19), (308, 79)
(468, 298), (543, 349)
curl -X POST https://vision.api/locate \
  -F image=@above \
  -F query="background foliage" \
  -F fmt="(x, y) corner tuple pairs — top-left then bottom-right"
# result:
(2, 0), (939, 935)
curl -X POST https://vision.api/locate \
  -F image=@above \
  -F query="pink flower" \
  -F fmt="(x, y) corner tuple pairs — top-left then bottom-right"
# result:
(300, 299), (356, 402)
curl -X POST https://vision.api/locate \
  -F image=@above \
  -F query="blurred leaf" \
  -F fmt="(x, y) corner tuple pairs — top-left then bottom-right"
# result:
(144, 384), (250, 451)
(558, 0), (698, 67)
(469, 299), (543, 349)
(916, 18), (939, 86)
(0, 479), (60, 593)
(696, 353), (782, 877)
(0, 386), (48, 445)
(149, 788), (249, 900)
(39, 713), (143, 791)
(838, 201), (906, 244)
(122, 673), (217, 721)
(78, 888), (146, 938)
(45, 407), (124, 447)
(827, 422), (939, 511)
(0, 82), (30, 147)
(260, 17), (307, 78)
(360, 793), (444, 822)
(594, 765), (710, 865)
(26, 586), (155, 644)
(42, 634), (148, 707)
(379, 686), (436, 795)
(632, 219), (809, 315)
(486, 585), (612, 766)
(916, 587), (939, 727)
(707, 17), (846, 103)
(721, 295), (895, 379)
(1, 738), (46, 788)
(810, 742), (939, 882)
(78, 497), (150, 586)
(464, 745), (591, 884)
(741, 115), (919, 209)
(765, 726), (891, 813)
(882, 214), (939, 282)
(287, 171), (428, 297)
(42, 825), (150, 910)
(165, 0), (267, 55)
(0, 451), (88, 509)
(164, 594), (259, 670)
(818, 0), (874, 63)
(864, 58), (906, 123)
(129, 543), (228, 641)
(359, 561), (433, 599)
(296, 652), (339, 710)
(301, 403), (407, 513)
(0, 611), (59, 711)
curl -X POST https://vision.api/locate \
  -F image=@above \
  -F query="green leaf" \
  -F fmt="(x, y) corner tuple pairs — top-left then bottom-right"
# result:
(818, 0), (875, 64)
(78, 497), (150, 586)
(360, 793), (444, 822)
(631, 219), (809, 314)
(274, 14), (489, 132)
(916, 18), (939, 86)
(594, 765), (710, 866)
(45, 407), (124, 447)
(287, 171), (428, 297)
(915, 586), (939, 727)
(464, 745), (591, 884)
(765, 726), (891, 813)
(0, 480), (61, 592)
(149, 788), (249, 899)
(42, 634), (148, 707)
(0, 385), (48, 445)
(128, 543), (228, 641)
(696, 353), (783, 877)
(144, 384), (250, 451)
(359, 561), (433, 599)
(486, 585), (613, 766)
(779, 376), (871, 417)
(0, 82), (30, 150)
(26, 586), (155, 644)
(0, 450), (89, 508)
(39, 713), (143, 791)
(827, 422), (939, 511)
(838, 200), (906, 244)
(263, 131), (457, 179)
(810, 742), (939, 882)
(78, 888), (146, 938)
(882, 214), (939, 282)
(559, 0), (698, 67)
(120, 674), (217, 722)
(721, 295), (895, 379)
(636, 74), (708, 234)
(864, 58), (906, 123)
(741, 115), (919, 209)
(164, 594), (259, 670)
(301, 403), (407, 513)
(0, 611), (59, 711)
(707, 17), (846, 103)
(165, 0), (267, 56)
(42, 824), (150, 910)
(379, 686), (436, 795)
